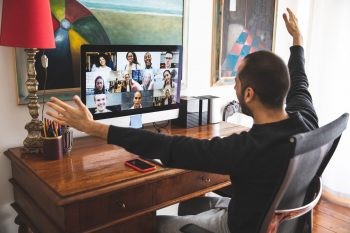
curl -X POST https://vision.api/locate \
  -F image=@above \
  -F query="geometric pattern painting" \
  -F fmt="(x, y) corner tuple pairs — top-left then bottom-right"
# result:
(212, 0), (276, 86)
(221, 28), (266, 77)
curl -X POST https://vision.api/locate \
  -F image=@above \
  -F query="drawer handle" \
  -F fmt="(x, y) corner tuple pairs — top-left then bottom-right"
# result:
(200, 176), (211, 183)
(116, 201), (127, 209)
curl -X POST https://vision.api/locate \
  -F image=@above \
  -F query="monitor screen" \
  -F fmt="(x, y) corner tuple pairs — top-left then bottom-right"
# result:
(81, 45), (182, 123)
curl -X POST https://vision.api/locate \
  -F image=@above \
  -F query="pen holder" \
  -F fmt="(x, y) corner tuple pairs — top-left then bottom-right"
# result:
(62, 126), (74, 155)
(42, 136), (63, 160)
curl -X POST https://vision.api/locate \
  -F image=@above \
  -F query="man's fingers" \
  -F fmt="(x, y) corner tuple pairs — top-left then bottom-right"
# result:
(73, 95), (86, 109)
(49, 97), (69, 107)
(283, 13), (288, 24)
(287, 8), (297, 22)
(47, 101), (67, 115)
(287, 8), (295, 18)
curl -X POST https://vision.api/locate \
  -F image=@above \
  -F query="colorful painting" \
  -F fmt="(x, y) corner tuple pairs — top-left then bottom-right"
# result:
(211, 0), (277, 86)
(16, 0), (184, 104)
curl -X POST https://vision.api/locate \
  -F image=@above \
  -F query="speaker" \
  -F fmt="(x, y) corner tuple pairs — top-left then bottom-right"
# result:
(172, 95), (219, 128)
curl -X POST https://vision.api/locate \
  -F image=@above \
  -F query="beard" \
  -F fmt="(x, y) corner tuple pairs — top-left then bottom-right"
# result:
(240, 101), (252, 117)
(237, 92), (252, 117)
(145, 62), (152, 69)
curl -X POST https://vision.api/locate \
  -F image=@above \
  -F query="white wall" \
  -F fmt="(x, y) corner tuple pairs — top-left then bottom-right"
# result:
(0, 0), (350, 232)
(306, 0), (350, 197)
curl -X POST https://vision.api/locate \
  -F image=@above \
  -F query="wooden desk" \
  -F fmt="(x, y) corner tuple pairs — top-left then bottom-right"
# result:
(5, 122), (247, 233)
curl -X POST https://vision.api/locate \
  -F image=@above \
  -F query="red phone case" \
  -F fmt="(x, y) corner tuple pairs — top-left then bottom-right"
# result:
(125, 159), (156, 172)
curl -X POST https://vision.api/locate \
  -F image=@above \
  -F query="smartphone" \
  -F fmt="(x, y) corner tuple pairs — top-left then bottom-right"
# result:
(125, 159), (156, 172)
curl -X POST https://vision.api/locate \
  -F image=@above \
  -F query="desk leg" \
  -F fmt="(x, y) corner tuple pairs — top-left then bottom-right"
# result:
(15, 215), (33, 233)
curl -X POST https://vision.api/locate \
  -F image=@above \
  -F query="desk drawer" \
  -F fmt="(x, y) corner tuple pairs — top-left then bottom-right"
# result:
(79, 184), (152, 231)
(153, 171), (230, 205)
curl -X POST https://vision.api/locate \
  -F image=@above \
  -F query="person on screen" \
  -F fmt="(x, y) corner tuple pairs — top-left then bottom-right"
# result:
(125, 51), (142, 83)
(130, 91), (143, 128)
(124, 52), (141, 71)
(164, 51), (173, 69)
(142, 52), (159, 79)
(163, 70), (176, 90)
(91, 54), (112, 73)
(161, 88), (174, 106)
(130, 91), (142, 109)
(121, 72), (133, 92)
(143, 52), (153, 69)
(121, 72), (143, 92)
(47, 9), (316, 233)
(93, 94), (111, 114)
(91, 54), (113, 90)
(141, 69), (153, 90)
(94, 76), (106, 94)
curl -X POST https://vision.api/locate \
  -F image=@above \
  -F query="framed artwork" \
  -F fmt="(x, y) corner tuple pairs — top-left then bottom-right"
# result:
(211, 0), (277, 86)
(16, 0), (185, 104)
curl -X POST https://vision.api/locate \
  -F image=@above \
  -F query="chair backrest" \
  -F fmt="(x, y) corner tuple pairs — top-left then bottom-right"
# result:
(259, 113), (349, 233)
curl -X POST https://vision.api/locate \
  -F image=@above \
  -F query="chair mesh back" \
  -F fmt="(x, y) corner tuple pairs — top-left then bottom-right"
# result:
(259, 113), (348, 233)
(277, 143), (333, 232)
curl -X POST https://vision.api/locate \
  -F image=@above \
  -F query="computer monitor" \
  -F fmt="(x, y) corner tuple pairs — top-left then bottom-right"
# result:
(80, 45), (182, 127)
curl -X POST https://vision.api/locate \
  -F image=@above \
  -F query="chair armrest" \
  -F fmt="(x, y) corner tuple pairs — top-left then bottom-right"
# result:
(275, 177), (322, 222)
(180, 224), (214, 233)
(267, 177), (323, 233)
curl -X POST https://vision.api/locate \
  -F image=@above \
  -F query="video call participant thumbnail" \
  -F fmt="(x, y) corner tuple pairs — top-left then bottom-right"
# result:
(94, 94), (111, 114)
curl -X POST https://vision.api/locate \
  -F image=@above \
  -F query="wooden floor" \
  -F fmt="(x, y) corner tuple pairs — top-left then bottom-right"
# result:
(314, 198), (350, 233)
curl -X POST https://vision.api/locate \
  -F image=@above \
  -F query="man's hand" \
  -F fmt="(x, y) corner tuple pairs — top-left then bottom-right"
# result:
(283, 8), (303, 46)
(46, 95), (109, 139)
(46, 95), (93, 133)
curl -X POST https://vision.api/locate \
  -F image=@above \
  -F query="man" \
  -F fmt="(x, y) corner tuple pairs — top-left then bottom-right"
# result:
(47, 9), (317, 233)
(93, 93), (111, 114)
(164, 51), (173, 69)
(144, 52), (153, 69)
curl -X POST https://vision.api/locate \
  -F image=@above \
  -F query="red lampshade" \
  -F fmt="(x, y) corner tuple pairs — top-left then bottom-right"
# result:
(0, 0), (56, 48)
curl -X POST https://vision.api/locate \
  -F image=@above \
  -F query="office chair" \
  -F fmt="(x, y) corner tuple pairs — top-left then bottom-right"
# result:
(222, 100), (241, 122)
(180, 113), (349, 233)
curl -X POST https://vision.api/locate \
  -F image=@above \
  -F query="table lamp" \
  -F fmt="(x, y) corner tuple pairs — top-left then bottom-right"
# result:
(0, 0), (56, 153)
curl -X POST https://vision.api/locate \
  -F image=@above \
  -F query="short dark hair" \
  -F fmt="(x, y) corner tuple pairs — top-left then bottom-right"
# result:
(238, 50), (290, 108)
(165, 51), (173, 57)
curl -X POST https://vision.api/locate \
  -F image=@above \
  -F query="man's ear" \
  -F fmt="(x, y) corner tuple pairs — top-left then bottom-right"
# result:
(244, 87), (255, 103)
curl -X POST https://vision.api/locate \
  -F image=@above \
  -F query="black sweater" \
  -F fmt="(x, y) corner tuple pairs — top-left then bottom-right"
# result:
(107, 46), (318, 233)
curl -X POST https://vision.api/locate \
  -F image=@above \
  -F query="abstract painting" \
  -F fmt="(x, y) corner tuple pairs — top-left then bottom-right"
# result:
(16, 0), (184, 104)
(211, 0), (277, 86)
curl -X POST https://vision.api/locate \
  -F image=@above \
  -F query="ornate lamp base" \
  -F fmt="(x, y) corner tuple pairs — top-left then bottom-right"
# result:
(23, 119), (43, 153)
(23, 48), (43, 154)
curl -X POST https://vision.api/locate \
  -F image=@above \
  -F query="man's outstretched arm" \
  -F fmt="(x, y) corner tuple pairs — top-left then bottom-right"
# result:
(283, 8), (318, 129)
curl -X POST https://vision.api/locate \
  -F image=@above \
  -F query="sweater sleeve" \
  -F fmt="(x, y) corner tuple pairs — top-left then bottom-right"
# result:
(107, 125), (249, 174)
(286, 46), (318, 129)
